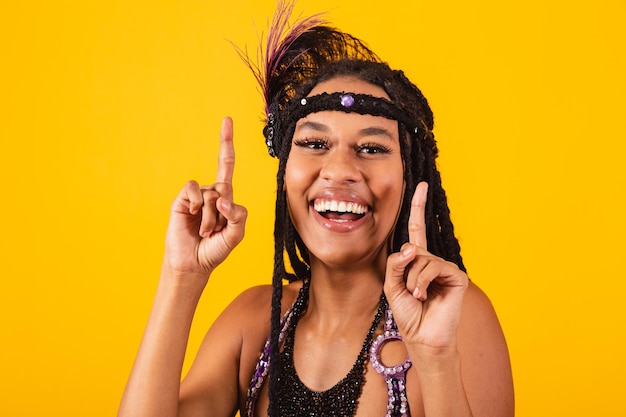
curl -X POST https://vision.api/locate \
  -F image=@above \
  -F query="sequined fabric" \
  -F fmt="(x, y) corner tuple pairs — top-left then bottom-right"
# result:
(245, 280), (412, 417)
(274, 290), (385, 416)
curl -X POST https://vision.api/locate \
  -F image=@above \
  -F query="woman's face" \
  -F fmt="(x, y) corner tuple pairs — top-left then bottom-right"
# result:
(285, 76), (405, 267)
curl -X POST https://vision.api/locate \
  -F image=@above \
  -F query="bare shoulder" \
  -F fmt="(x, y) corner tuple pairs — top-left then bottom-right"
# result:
(225, 284), (274, 319)
(179, 286), (274, 411)
(221, 281), (303, 325)
(461, 281), (500, 323)
(187, 282), (292, 365)
(178, 282), (303, 416)
(205, 281), (303, 365)
(458, 280), (515, 416)
(458, 280), (509, 354)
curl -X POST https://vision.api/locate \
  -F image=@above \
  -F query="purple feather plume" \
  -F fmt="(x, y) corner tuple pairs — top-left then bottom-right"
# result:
(234, 0), (327, 117)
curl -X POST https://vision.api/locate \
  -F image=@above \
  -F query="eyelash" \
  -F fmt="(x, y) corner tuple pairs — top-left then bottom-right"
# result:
(293, 138), (392, 154)
(359, 142), (392, 154)
(293, 138), (329, 150)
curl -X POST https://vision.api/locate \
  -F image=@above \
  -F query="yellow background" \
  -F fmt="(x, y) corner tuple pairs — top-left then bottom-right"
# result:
(1, 0), (624, 415)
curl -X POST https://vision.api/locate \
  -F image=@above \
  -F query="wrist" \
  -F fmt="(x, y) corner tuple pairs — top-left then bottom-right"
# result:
(410, 344), (462, 375)
(409, 346), (473, 416)
(159, 263), (210, 292)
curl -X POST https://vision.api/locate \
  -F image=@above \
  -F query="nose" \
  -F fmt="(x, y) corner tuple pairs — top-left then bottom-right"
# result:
(320, 147), (362, 184)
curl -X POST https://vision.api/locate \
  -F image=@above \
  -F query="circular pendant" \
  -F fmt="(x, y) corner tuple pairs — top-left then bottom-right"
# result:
(369, 330), (412, 376)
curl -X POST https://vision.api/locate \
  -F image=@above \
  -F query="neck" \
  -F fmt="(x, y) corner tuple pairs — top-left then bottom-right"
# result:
(303, 259), (384, 329)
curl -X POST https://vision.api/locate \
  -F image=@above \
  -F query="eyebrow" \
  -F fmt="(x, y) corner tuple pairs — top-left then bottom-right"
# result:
(295, 121), (395, 139)
(296, 121), (329, 133)
(360, 126), (394, 139)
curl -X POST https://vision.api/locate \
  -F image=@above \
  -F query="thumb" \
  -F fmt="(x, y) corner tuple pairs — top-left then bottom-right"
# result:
(384, 243), (417, 299)
(216, 197), (247, 246)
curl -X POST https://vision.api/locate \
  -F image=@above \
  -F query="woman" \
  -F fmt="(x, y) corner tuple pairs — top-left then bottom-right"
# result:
(118, 2), (514, 416)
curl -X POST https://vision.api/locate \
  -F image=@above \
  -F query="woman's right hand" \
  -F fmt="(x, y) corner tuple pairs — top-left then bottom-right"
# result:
(163, 117), (247, 281)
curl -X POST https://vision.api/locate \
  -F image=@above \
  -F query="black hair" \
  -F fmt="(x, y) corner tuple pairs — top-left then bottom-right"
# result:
(246, 21), (465, 417)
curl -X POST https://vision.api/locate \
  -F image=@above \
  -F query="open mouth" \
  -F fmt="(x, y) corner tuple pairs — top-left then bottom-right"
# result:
(313, 199), (369, 221)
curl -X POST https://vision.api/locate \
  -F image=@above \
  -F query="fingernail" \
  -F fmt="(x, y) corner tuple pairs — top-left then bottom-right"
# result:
(402, 245), (413, 257)
(413, 287), (420, 298)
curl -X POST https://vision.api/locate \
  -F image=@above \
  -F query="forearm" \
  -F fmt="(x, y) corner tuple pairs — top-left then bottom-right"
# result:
(118, 268), (208, 417)
(411, 347), (473, 417)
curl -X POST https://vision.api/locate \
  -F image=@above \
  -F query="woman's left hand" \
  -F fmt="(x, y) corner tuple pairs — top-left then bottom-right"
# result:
(384, 181), (469, 352)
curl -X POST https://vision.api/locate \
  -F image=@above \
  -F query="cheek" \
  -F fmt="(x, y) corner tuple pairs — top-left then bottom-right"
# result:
(284, 156), (317, 194)
(284, 158), (314, 219)
(377, 159), (404, 194)
(284, 160), (299, 194)
(375, 162), (405, 220)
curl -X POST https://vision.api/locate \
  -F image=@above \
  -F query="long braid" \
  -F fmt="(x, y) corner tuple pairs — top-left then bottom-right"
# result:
(392, 122), (415, 252)
(285, 220), (310, 280)
(421, 128), (466, 272)
(428, 163), (466, 271)
(392, 69), (467, 272)
(268, 122), (315, 415)
(267, 155), (287, 417)
(276, 123), (310, 283)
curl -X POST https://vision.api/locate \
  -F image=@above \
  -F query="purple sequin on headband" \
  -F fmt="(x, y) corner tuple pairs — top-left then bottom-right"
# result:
(340, 94), (355, 108)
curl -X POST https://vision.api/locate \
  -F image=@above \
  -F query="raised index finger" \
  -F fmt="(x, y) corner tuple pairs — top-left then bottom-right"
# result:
(215, 117), (235, 184)
(408, 181), (428, 250)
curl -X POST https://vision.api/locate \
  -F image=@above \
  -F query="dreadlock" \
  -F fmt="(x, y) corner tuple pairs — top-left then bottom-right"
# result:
(238, 2), (465, 415)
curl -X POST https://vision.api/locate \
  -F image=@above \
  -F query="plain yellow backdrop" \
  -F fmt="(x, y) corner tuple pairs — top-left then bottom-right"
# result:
(1, 0), (624, 416)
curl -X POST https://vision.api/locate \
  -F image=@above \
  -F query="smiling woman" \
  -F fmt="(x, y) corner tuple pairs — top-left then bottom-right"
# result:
(117, 1), (514, 416)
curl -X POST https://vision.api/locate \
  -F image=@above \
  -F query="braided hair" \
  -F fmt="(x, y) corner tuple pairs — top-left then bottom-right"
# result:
(238, 2), (465, 415)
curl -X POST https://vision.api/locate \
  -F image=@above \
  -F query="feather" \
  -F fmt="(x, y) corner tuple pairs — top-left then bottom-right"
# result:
(233, 0), (327, 117)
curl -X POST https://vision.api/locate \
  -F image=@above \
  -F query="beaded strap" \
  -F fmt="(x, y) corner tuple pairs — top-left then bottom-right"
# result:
(369, 307), (412, 417)
(246, 285), (304, 417)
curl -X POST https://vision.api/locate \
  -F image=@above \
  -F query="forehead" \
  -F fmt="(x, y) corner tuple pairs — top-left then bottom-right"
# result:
(294, 110), (399, 137)
(308, 76), (390, 100)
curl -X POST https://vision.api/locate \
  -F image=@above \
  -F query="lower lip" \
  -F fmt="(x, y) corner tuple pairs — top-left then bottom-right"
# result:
(312, 209), (370, 232)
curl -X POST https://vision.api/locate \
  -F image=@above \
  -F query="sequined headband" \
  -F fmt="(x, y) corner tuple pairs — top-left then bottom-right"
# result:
(263, 92), (421, 157)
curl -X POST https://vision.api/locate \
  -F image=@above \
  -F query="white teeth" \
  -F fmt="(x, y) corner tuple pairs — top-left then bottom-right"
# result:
(314, 200), (368, 214)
